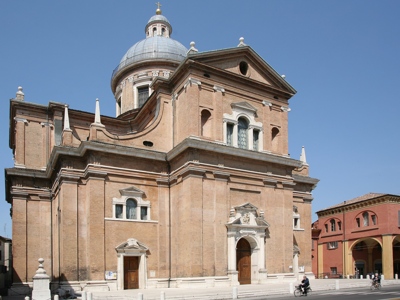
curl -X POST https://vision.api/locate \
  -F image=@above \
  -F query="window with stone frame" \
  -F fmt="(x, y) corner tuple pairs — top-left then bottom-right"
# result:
(223, 102), (263, 151)
(112, 187), (151, 221)
(226, 123), (234, 146)
(237, 117), (249, 149)
(328, 241), (338, 249)
(293, 205), (302, 230)
(253, 129), (260, 151)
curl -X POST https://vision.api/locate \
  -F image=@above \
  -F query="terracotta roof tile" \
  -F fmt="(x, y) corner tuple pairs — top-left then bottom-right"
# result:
(317, 193), (388, 212)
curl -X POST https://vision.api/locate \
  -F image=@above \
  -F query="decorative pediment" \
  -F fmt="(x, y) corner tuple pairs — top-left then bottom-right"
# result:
(231, 102), (257, 116)
(115, 238), (149, 254)
(227, 202), (269, 227)
(188, 46), (296, 96)
(119, 186), (145, 198)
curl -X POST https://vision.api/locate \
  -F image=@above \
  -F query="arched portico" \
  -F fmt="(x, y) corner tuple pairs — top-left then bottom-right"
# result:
(226, 203), (269, 285)
(346, 236), (400, 279)
(348, 238), (381, 278)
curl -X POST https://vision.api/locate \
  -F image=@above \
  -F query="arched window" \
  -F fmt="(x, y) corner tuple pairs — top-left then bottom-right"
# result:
(161, 27), (166, 36)
(238, 117), (248, 149)
(363, 212), (369, 226)
(152, 27), (157, 37)
(112, 187), (151, 221)
(223, 102), (263, 151)
(126, 199), (137, 219)
(330, 219), (336, 231)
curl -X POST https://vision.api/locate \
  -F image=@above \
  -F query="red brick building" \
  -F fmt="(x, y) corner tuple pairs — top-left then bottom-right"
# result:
(312, 193), (400, 279)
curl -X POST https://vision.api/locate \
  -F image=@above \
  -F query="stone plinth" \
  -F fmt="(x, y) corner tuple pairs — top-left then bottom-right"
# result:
(32, 258), (51, 300)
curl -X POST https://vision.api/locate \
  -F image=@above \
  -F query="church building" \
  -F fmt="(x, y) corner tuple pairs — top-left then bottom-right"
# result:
(5, 5), (319, 293)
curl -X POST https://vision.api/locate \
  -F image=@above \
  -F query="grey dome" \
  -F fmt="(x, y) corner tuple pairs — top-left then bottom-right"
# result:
(112, 36), (187, 79)
(146, 15), (172, 33)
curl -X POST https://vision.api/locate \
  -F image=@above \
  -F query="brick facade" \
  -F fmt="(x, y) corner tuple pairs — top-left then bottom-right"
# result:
(5, 8), (318, 293)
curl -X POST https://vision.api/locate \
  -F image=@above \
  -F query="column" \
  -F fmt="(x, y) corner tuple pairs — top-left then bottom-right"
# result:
(233, 123), (238, 147)
(317, 243), (324, 278)
(343, 240), (352, 277)
(382, 234), (394, 279)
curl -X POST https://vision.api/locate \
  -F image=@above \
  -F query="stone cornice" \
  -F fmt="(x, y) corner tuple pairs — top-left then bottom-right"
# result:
(168, 137), (302, 168)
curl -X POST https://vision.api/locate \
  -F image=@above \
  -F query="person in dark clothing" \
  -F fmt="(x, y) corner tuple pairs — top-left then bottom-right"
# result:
(300, 275), (310, 295)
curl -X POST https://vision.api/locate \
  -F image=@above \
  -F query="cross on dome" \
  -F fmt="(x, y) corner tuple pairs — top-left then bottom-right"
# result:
(156, 2), (162, 15)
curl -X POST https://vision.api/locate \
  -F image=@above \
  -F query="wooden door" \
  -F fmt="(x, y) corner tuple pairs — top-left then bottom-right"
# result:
(237, 238), (251, 284)
(124, 256), (139, 289)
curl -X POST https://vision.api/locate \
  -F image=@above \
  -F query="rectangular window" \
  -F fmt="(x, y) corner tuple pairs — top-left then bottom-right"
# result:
(253, 130), (259, 151)
(141, 207), (148, 220)
(115, 205), (123, 219)
(293, 217), (299, 229)
(138, 86), (149, 107)
(372, 215), (376, 225)
(226, 123), (234, 146)
(328, 241), (338, 249)
(331, 267), (337, 274)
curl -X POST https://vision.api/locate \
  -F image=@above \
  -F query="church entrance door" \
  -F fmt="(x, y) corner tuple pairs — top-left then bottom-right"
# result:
(124, 256), (139, 289)
(237, 238), (251, 284)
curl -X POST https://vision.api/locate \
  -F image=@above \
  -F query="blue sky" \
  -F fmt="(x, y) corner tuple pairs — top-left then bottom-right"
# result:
(1, 0), (399, 238)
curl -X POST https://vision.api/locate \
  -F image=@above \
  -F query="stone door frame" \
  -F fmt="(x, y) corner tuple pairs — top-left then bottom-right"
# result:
(116, 238), (149, 290)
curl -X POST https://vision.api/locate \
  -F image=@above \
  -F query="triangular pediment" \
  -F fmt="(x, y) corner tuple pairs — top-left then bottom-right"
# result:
(188, 46), (296, 95)
(119, 186), (145, 197)
(231, 102), (257, 115)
